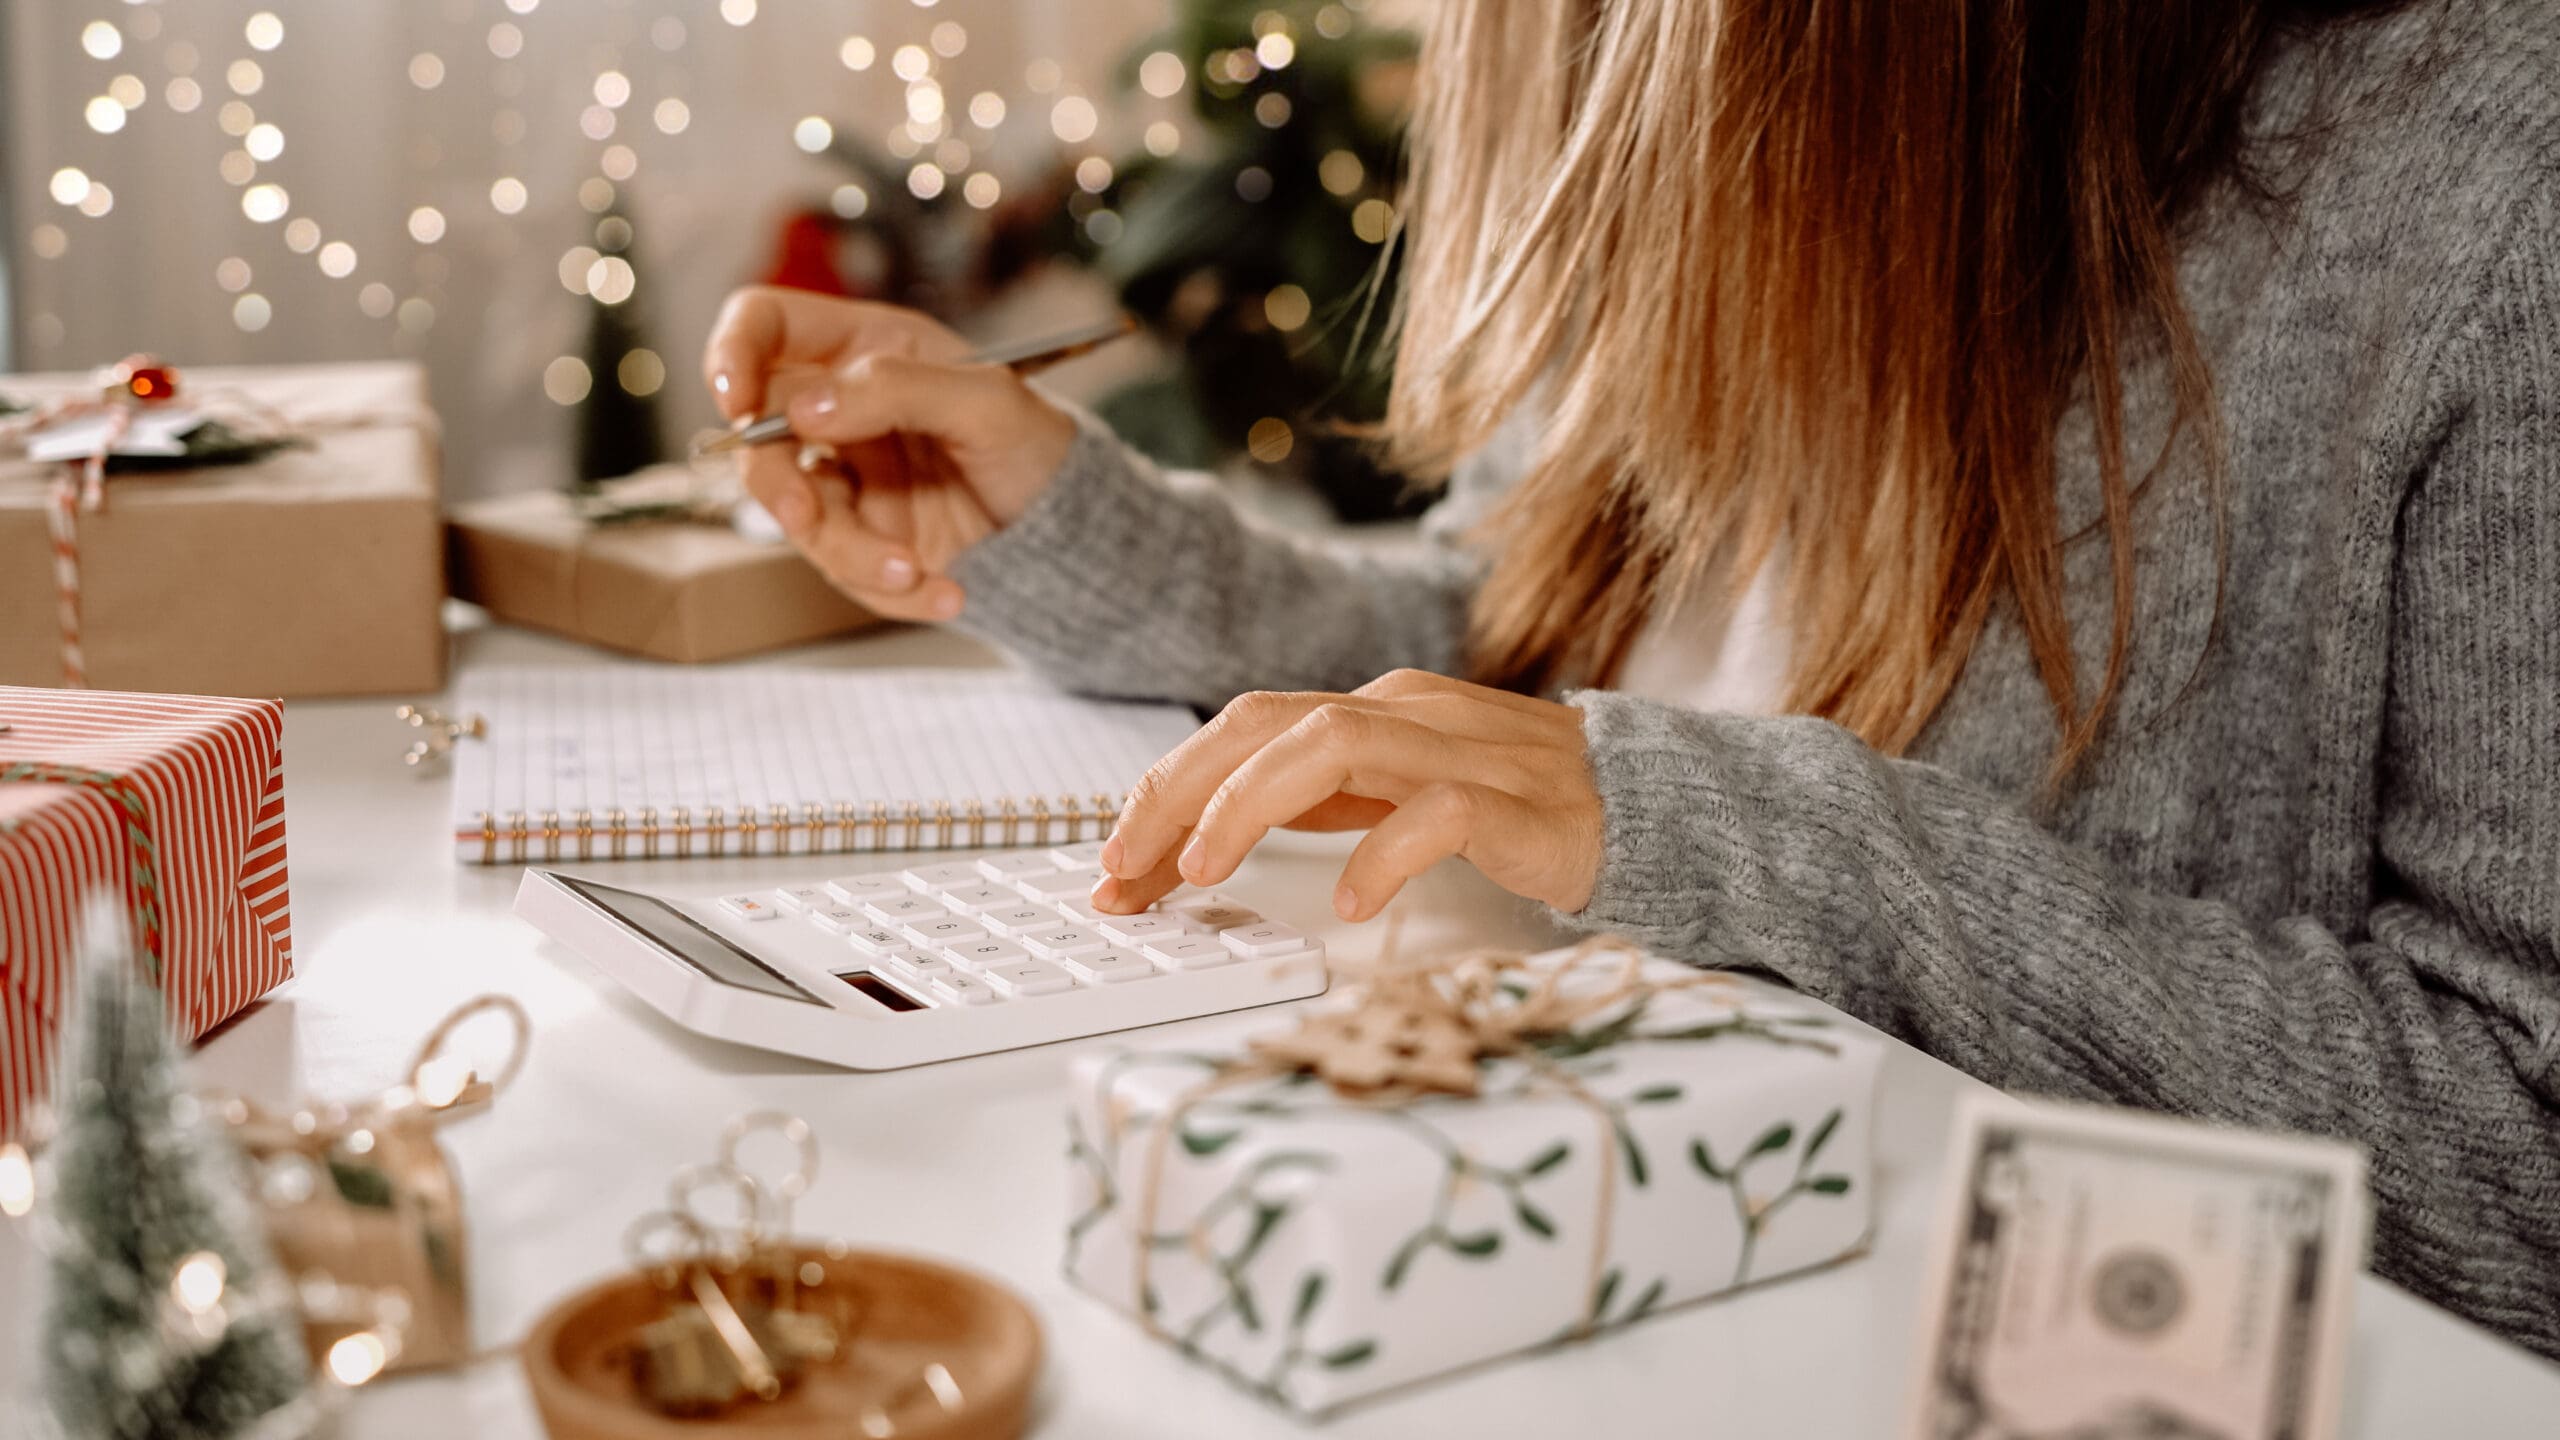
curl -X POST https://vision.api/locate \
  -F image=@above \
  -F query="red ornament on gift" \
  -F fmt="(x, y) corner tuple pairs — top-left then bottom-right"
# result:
(101, 354), (180, 405)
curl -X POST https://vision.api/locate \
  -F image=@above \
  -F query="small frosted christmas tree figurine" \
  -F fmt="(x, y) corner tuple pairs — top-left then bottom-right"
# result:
(35, 894), (315, 1440)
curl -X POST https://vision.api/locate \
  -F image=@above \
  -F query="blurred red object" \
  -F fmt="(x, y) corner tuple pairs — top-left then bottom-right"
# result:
(760, 210), (853, 297)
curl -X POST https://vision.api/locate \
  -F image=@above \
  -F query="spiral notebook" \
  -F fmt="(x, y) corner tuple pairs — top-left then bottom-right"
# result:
(447, 665), (1199, 865)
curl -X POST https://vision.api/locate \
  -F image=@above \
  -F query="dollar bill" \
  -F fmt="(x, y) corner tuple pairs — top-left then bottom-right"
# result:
(1903, 1094), (2370, 1440)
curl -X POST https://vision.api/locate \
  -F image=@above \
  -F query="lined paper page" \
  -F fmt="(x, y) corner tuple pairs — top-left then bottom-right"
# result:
(449, 666), (1200, 861)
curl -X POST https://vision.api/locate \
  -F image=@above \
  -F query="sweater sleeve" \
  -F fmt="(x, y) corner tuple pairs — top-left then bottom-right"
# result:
(1564, 184), (2560, 1356)
(948, 408), (1498, 710)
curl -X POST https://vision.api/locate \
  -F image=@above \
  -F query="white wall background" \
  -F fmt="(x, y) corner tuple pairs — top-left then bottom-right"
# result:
(4, 0), (1174, 499)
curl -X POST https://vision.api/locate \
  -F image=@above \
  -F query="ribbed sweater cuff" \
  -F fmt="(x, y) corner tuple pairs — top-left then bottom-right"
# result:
(1561, 690), (1743, 944)
(949, 404), (1165, 646)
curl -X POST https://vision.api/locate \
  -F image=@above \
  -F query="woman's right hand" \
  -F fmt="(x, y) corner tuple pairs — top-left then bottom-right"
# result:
(701, 287), (1078, 622)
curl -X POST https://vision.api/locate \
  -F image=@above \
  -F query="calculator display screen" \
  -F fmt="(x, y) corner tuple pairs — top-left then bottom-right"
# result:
(833, 971), (927, 1013)
(550, 874), (824, 1007)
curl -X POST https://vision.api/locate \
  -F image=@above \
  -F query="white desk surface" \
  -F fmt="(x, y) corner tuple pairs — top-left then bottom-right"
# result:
(5, 619), (2555, 1438)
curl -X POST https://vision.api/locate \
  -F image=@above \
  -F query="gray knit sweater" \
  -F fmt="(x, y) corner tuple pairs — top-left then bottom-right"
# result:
(954, 2), (2560, 1359)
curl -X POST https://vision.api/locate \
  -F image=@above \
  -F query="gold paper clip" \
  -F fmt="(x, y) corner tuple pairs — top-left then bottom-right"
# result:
(395, 705), (487, 769)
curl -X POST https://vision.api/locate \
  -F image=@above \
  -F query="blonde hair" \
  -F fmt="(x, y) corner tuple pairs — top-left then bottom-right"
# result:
(1385, 0), (2287, 773)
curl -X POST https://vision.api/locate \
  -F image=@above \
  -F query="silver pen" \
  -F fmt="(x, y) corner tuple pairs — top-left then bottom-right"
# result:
(693, 314), (1135, 458)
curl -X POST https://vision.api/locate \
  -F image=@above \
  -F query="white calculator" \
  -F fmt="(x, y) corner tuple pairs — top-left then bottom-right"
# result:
(513, 842), (1330, 1069)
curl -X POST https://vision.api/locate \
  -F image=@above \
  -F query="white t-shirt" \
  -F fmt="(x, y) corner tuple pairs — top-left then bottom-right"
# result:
(1612, 547), (1793, 715)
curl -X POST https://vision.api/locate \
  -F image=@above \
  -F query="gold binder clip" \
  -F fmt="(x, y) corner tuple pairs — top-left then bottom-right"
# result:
(395, 705), (487, 769)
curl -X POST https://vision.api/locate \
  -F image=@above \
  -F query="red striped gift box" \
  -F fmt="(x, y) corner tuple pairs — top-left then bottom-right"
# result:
(0, 687), (292, 1137)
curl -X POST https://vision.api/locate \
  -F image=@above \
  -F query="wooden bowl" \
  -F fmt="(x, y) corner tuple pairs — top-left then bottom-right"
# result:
(520, 1245), (1042, 1440)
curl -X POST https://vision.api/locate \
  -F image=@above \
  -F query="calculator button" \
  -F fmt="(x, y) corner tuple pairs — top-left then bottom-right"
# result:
(980, 905), (1061, 936)
(901, 916), (987, 949)
(825, 872), (908, 904)
(1023, 926), (1110, 960)
(863, 894), (944, 924)
(1052, 895), (1109, 922)
(719, 895), (779, 921)
(1220, 922), (1312, 958)
(1015, 869), (1101, 900)
(984, 960), (1077, 997)
(805, 904), (870, 934)
(1063, 948), (1158, 984)
(879, 954), (950, 983)
(942, 938), (1029, 972)
(772, 886), (830, 913)
(938, 883), (1019, 914)
(1176, 902), (1262, 932)
(903, 862), (988, 892)
(847, 928), (914, 960)
(1142, 935), (1235, 970)
(1048, 840), (1109, 870)
(1097, 913), (1184, 945)
(930, 972), (1000, 1006)
(975, 852), (1059, 881)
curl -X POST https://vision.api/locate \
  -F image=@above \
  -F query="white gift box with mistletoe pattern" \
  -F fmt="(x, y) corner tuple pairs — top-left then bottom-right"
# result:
(1063, 947), (1884, 1418)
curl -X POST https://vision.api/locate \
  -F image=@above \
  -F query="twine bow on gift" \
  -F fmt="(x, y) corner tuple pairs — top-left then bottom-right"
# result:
(1121, 933), (1734, 1346)
(212, 994), (532, 1375)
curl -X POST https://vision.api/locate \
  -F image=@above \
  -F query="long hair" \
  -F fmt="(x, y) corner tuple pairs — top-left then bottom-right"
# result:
(1387, 0), (2372, 775)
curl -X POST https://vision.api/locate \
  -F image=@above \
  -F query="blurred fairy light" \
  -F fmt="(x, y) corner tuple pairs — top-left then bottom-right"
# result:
(234, 293), (272, 332)
(85, 97), (125, 134)
(359, 283), (395, 318)
(79, 185), (114, 218)
(594, 215), (633, 249)
(1083, 208), (1123, 244)
(1145, 121), (1181, 157)
(218, 101), (256, 137)
(962, 171), (1000, 208)
(398, 298), (435, 333)
(1139, 51), (1185, 99)
(586, 256), (635, 303)
(246, 123), (285, 161)
(1255, 92), (1292, 127)
(1264, 284), (1312, 331)
(327, 1332), (389, 1387)
(594, 70), (630, 108)
(1234, 165), (1272, 203)
(284, 217), (321, 252)
(557, 245), (599, 293)
(892, 45), (930, 82)
(654, 98), (690, 134)
(906, 163), (944, 200)
(907, 113), (947, 145)
(166, 77), (202, 112)
(602, 144), (638, 180)
(319, 241), (357, 278)
(1025, 58), (1061, 93)
(490, 177), (528, 214)
(907, 83), (944, 126)
(934, 137), (971, 172)
(487, 23), (523, 60)
(506, 0), (541, 14)
(228, 59), (264, 96)
(581, 105), (616, 141)
(793, 116), (833, 152)
(543, 356), (592, 405)
(1319, 149), (1365, 196)
(720, 0), (757, 27)
(1074, 156), (1113, 193)
(840, 36), (875, 71)
(408, 206), (446, 244)
(1049, 95), (1097, 144)
(173, 1252), (228, 1313)
(0, 1142), (32, 1217)
(618, 348), (666, 397)
(885, 127), (921, 159)
(219, 150), (256, 185)
(830, 184), (868, 219)
(216, 258), (252, 293)
(1316, 4), (1354, 39)
(968, 91), (1004, 128)
(409, 53), (445, 89)
(245, 12), (283, 51)
(652, 17), (687, 51)
(108, 74), (146, 109)
(578, 177), (616, 212)
(242, 183), (289, 223)
(50, 168), (91, 207)
(1257, 33), (1297, 70)
(1247, 416), (1294, 463)
(1351, 197), (1396, 243)
(81, 21), (121, 61)
(29, 225), (67, 260)
(930, 22), (967, 57)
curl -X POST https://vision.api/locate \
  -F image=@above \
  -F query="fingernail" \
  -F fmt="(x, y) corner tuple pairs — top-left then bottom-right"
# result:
(712, 371), (732, 396)
(774, 488), (816, 533)
(1178, 836), (1208, 883)
(1090, 875), (1121, 909)
(880, 555), (917, 589)
(1334, 882), (1360, 921)
(1099, 835), (1125, 875)
(932, 589), (963, 619)
(795, 389), (838, 419)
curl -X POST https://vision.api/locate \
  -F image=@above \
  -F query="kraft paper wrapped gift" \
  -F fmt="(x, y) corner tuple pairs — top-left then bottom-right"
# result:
(1063, 944), (1884, 1419)
(445, 471), (879, 664)
(0, 360), (445, 697)
(0, 686), (294, 1139)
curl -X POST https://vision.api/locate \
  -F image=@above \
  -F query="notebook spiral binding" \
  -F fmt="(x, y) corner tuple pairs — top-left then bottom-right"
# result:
(463, 791), (1124, 866)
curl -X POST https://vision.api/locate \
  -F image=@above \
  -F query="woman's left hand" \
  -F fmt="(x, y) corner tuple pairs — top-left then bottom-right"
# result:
(1093, 669), (1604, 922)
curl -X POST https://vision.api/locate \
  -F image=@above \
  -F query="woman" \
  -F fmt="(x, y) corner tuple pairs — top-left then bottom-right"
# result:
(704, 0), (2560, 1357)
